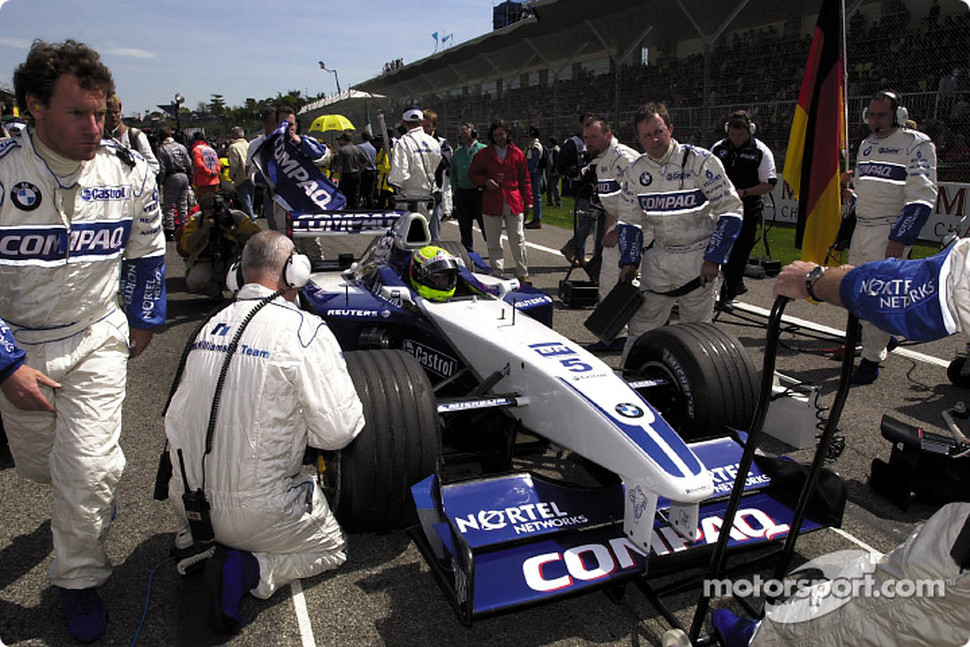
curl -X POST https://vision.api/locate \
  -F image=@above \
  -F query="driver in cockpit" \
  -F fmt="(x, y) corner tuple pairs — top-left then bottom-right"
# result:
(407, 245), (461, 302)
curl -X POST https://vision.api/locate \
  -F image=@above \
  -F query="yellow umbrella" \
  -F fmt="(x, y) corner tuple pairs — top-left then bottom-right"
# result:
(308, 114), (355, 134)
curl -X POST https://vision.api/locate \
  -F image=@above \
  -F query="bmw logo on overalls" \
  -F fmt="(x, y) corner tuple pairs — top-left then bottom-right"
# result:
(639, 172), (652, 186)
(615, 402), (644, 418)
(11, 181), (42, 211)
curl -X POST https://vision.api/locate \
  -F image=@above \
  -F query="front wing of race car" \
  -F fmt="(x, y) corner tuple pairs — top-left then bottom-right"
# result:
(410, 436), (830, 625)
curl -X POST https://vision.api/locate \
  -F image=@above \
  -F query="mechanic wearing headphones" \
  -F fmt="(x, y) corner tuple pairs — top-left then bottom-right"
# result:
(617, 102), (743, 363)
(711, 110), (777, 306)
(164, 231), (364, 634)
(846, 89), (938, 385)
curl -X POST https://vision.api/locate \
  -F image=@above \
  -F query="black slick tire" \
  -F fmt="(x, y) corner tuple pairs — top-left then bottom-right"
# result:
(623, 322), (758, 442)
(324, 350), (440, 532)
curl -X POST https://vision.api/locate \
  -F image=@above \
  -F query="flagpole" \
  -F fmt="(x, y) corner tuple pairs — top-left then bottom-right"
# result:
(840, 0), (849, 170)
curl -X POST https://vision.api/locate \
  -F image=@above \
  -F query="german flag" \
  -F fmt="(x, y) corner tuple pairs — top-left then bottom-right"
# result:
(783, 0), (845, 266)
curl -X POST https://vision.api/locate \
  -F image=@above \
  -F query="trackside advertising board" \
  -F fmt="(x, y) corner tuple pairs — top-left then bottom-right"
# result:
(771, 180), (970, 244)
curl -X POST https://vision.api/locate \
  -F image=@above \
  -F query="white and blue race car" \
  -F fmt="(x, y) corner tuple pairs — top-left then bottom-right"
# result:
(293, 211), (842, 625)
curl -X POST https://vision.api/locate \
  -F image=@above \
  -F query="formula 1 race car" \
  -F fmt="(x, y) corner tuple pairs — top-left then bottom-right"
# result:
(293, 211), (843, 626)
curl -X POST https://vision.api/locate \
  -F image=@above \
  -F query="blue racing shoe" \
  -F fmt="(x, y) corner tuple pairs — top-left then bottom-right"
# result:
(205, 547), (260, 635)
(711, 608), (758, 647)
(58, 587), (107, 643)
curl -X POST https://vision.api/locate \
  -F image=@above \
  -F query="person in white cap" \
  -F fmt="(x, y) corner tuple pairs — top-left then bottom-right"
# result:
(388, 106), (442, 235)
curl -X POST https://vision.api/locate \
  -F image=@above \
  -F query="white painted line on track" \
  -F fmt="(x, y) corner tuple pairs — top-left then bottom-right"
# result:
(828, 526), (881, 555)
(444, 219), (565, 257)
(290, 579), (316, 647)
(732, 301), (951, 368)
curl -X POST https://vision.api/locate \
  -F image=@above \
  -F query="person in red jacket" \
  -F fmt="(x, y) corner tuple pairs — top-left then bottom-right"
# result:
(468, 119), (533, 284)
(191, 133), (221, 201)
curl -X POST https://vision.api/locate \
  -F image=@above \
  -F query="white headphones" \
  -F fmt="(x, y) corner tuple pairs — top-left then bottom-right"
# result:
(283, 250), (312, 288)
(724, 112), (756, 135)
(225, 250), (312, 292)
(862, 90), (909, 126)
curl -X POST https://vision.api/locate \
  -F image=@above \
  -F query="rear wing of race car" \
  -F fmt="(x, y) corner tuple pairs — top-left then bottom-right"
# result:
(289, 211), (405, 237)
(288, 210), (433, 271)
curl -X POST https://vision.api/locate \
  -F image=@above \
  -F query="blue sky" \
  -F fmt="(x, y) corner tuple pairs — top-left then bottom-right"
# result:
(0, 0), (494, 117)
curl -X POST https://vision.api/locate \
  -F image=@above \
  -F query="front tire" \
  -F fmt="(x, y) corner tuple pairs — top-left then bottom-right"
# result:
(624, 323), (758, 442)
(323, 350), (441, 532)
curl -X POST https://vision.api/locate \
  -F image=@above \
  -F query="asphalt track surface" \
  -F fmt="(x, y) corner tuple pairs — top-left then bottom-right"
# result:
(1, 217), (966, 646)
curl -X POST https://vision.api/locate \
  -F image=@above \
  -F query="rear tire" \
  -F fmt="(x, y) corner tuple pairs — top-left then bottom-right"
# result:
(324, 350), (440, 531)
(624, 323), (758, 442)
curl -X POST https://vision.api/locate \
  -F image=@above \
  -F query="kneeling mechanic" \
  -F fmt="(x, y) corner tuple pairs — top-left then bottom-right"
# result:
(165, 230), (365, 634)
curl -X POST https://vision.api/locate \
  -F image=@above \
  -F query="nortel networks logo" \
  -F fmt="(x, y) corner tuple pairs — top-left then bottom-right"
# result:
(81, 186), (128, 201)
(858, 276), (936, 310)
(454, 502), (588, 535)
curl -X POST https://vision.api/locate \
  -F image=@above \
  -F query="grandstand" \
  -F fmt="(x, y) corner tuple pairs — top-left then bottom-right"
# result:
(330, 0), (969, 182)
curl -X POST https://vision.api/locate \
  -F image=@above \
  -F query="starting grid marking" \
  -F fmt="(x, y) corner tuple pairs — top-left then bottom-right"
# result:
(289, 579), (316, 647)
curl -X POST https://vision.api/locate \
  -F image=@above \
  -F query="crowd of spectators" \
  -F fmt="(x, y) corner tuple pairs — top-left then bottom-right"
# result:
(3, 4), (967, 181)
(413, 1), (969, 182)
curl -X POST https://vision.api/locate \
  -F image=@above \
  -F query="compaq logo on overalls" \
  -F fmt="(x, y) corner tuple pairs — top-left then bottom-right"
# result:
(857, 162), (905, 182)
(0, 222), (130, 262)
(638, 191), (701, 212)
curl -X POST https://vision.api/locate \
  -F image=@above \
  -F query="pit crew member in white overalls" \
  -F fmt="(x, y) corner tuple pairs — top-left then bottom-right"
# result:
(165, 231), (364, 635)
(583, 118), (640, 301)
(847, 89), (938, 385)
(617, 102), (742, 362)
(388, 106), (442, 236)
(0, 40), (166, 643)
